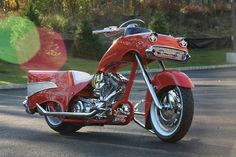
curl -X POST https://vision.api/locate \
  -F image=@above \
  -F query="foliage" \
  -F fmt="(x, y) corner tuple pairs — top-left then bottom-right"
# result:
(21, 0), (232, 38)
(0, 55), (98, 84)
(41, 14), (67, 32)
(1, 0), (232, 61)
(3, 0), (19, 11)
(148, 11), (169, 34)
(74, 19), (105, 60)
(23, 0), (44, 25)
(0, 48), (230, 84)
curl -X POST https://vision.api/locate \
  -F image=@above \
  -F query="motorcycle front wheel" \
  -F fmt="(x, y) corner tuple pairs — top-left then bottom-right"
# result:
(150, 87), (194, 143)
(44, 102), (82, 134)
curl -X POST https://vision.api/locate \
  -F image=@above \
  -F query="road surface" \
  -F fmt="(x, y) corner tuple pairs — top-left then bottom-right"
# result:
(0, 68), (236, 157)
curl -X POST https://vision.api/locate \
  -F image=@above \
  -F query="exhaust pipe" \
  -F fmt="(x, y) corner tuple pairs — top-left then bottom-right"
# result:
(36, 104), (97, 118)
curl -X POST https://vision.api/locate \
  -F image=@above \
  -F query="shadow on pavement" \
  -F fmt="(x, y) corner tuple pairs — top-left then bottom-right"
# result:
(0, 123), (234, 157)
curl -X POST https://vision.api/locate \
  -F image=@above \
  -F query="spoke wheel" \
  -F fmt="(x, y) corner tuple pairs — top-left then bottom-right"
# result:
(45, 102), (63, 126)
(44, 102), (82, 134)
(150, 87), (194, 143)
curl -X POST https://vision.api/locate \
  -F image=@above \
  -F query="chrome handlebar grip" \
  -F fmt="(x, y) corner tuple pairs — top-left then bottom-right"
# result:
(92, 27), (124, 35)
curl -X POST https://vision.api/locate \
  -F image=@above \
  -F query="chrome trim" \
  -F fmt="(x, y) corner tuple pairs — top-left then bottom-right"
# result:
(134, 99), (145, 110)
(104, 90), (116, 101)
(134, 53), (162, 110)
(37, 104), (97, 118)
(179, 39), (188, 48)
(92, 27), (124, 35)
(119, 19), (145, 28)
(22, 96), (34, 114)
(134, 111), (145, 116)
(145, 45), (190, 61)
(27, 82), (58, 97)
(149, 33), (158, 42)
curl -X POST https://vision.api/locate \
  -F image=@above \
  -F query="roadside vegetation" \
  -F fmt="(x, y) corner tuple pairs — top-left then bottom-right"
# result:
(0, 0), (234, 84)
(0, 0), (232, 59)
(0, 48), (230, 84)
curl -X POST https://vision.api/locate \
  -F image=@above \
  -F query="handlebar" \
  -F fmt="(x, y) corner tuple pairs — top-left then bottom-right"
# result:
(92, 26), (124, 35)
(92, 19), (145, 36)
(119, 19), (145, 28)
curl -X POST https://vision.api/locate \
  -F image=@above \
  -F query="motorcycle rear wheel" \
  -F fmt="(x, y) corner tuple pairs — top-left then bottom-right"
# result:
(44, 102), (82, 134)
(150, 86), (194, 143)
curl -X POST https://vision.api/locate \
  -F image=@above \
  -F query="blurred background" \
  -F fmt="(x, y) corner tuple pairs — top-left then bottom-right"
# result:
(0, 0), (234, 84)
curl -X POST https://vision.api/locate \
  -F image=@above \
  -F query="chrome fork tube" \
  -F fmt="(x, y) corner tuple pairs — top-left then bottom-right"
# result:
(134, 53), (162, 110)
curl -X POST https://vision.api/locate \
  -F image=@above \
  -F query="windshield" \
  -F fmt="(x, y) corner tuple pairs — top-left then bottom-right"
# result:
(124, 27), (151, 36)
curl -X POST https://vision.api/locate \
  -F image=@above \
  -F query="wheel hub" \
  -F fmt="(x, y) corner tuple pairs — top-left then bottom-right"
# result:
(158, 88), (183, 130)
(45, 103), (63, 126)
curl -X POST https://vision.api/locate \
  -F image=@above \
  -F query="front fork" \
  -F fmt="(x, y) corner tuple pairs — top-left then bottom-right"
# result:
(132, 53), (163, 134)
(134, 53), (162, 110)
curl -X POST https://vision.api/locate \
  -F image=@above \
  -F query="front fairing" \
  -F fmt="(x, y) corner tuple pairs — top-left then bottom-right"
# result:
(98, 32), (188, 72)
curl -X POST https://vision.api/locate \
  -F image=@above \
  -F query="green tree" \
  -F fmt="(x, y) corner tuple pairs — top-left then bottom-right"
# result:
(41, 14), (67, 32)
(3, 0), (19, 11)
(148, 11), (169, 34)
(74, 19), (104, 60)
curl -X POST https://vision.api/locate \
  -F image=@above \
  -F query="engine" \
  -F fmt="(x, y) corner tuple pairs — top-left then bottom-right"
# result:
(92, 73), (128, 102)
(73, 73), (128, 119)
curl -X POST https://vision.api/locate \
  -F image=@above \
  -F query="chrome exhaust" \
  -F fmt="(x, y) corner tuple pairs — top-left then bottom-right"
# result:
(36, 104), (97, 118)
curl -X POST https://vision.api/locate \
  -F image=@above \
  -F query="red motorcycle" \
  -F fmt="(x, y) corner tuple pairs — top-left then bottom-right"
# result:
(23, 19), (194, 143)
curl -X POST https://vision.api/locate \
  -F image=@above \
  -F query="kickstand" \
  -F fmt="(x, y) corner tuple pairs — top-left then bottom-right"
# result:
(133, 117), (155, 134)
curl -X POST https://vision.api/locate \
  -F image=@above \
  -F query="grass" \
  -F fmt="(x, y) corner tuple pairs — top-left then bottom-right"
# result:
(0, 48), (232, 84)
(62, 57), (98, 73)
(148, 48), (230, 69)
(0, 57), (98, 84)
(0, 61), (27, 84)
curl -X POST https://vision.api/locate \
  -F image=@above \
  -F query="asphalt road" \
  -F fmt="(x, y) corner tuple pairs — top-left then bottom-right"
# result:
(1, 68), (236, 157)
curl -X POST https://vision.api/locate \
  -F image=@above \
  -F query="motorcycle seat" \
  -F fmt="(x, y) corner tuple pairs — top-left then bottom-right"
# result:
(70, 70), (93, 85)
